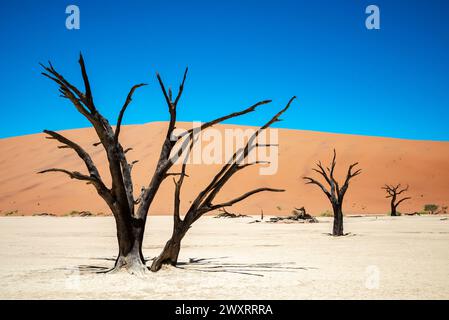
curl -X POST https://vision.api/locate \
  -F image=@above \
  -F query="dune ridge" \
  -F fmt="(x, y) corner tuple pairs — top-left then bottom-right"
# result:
(1, 122), (449, 216)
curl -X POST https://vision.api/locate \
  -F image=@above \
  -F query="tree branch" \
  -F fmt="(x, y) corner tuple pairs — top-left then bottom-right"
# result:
(312, 162), (332, 187)
(173, 67), (188, 107)
(303, 176), (332, 199)
(38, 168), (94, 182)
(78, 53), (95, 109)
(395, 197), (411, 208)
(175, 99), (272, 141)
(208, 188), (285, 212)
(339, 162), (361, 199)
(193, 97), (296, 211)
(43, 130), (101, 179)
(396, 184), (409, 195)
(115, 83), (147, 142)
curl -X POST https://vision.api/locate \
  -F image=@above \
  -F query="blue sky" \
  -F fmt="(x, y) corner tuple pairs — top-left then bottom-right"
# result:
(0, 0), (448, 140)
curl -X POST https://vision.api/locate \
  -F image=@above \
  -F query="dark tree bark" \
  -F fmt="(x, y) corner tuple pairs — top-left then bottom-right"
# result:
(303, 150), (361, 236)
(332, 203), (343, 236)
(381, 184), (411, 216)
(150, 97), (296, 272)
(38, 54), (276, 275)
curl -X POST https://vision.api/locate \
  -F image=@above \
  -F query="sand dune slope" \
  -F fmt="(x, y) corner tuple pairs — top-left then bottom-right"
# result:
(1, 122), (449, 216)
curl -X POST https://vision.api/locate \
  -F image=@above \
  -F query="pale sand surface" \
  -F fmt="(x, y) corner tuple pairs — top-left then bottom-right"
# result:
(1, 122), (449, 216)
(0, 215), (448, 299)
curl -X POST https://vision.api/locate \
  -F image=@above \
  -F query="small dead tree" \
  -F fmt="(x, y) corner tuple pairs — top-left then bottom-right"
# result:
(303, 149), (361, 236)
(150, 97), (296, 271)
(38, 54), (274, 275)
(381, 184), (411, 216)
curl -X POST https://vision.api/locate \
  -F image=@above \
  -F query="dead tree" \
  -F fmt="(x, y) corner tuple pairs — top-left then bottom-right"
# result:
(381, 184), (411, 216)
(150, 97), (296, 271)
(303, 150), (361, 236)
(38, 54), (274, 275)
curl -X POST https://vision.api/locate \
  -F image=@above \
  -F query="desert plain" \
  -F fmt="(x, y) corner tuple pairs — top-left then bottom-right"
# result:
(1, 123), (449, 299)
(0, 215), (448, 299)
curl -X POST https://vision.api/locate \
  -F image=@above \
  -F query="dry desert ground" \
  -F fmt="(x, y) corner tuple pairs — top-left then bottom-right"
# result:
(1, 123), (449, 299)
(0, 215), (448, 299)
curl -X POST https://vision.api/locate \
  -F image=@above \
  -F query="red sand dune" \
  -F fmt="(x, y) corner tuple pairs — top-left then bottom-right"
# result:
(1, 122), (449, 216)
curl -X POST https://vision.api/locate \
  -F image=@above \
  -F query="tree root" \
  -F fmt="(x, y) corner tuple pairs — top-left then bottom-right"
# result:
(107, 254), (149, 276)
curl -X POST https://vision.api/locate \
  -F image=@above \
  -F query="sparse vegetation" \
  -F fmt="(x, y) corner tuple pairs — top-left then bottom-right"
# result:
(65, 210), (94, 217)
(424, 204), (439, 215)
(32, 213), (56, 217)
(96, 212), (110, 216)
(3, 210), (20, 216)
(320, 210), (333, 217)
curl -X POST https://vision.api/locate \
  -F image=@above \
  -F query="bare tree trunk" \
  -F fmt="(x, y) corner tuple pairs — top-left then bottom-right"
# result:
(391, 202), (397, 216)
(332, 203), (344, 236)
(390, 193), (398, 216)
(111, 214), (147, 275)
(150, 223), (188, 271)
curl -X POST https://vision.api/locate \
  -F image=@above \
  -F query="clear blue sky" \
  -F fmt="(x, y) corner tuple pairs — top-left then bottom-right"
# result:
(0, 0), (448, 140)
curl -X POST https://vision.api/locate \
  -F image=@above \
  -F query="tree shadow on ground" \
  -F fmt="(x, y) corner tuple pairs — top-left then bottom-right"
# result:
(63, 256), (315, 277)
(174, 257), (316, 277)
(322, 232), (357, 237)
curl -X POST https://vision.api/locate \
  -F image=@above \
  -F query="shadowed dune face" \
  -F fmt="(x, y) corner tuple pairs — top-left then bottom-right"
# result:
(1, 122), (449, 216)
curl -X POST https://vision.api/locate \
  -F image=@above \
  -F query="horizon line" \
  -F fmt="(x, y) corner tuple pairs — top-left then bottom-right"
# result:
(1, 121), (449, 143)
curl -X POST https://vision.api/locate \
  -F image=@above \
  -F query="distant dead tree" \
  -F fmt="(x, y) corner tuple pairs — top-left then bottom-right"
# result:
(38, 54), (280, 275)
(303, 150), (361, 236)
(150, 97), (295, 271)
(381, 184), (411, 216)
